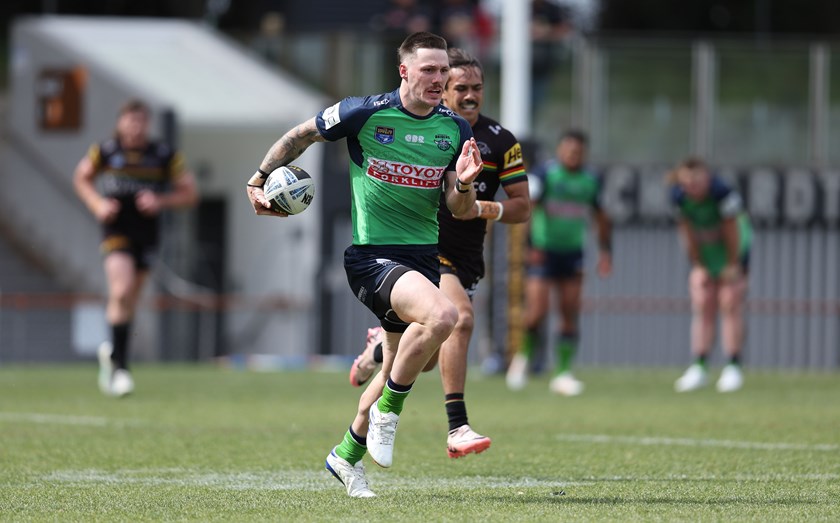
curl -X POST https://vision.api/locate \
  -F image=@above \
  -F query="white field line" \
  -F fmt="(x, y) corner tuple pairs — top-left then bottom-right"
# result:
(0, 412), (143, 427)
(556, 433), (839, 452)
(39, 468), (840, 492)
(41, 469), (586, 491)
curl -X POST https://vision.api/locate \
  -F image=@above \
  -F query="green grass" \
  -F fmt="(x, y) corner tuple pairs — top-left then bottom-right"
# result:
(1, 365), (838, 521)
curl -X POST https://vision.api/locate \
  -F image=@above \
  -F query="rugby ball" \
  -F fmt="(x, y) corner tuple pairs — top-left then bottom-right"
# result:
(263, 165), (315, 215)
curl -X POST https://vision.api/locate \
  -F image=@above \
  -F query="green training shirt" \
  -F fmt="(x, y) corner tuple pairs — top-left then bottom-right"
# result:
(530, 162), (602, 252)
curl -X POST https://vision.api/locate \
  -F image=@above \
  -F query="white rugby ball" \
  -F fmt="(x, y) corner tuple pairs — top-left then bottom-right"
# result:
(263, 165), (315, 215)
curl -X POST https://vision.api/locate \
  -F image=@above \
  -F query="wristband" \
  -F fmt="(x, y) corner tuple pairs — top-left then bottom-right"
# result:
(475, 200), (504, 221)
(493, 201), (504, 221)
(456, 179), (471, 193)
(248, 171), (266, 187)
(257, 168), (271, 179)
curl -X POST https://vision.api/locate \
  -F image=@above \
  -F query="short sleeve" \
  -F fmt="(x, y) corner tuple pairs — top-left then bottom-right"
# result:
(87, 143), (103, 171)
(316, 96), (375, 142)
(496, 130), (527, 187)
(709, 176), (742, 218)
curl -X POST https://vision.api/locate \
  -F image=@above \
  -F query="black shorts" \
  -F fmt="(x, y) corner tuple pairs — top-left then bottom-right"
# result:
(100, 228), (158, 271)
(438, 254), (481, 299)
(527, 249), (584, 280)
(101, 204), (160, 270)
(344, 244), (440, 333)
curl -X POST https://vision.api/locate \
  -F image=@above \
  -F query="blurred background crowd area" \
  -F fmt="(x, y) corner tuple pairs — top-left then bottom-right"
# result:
(1, 0), (839, 369)
(2, 0), (840, 165)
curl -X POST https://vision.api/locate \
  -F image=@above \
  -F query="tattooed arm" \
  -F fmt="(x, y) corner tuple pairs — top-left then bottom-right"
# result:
(246, 117), (326, 217)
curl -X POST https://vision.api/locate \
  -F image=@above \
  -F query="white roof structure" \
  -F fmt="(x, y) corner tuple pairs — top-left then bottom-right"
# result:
(15, 15), (320, 127)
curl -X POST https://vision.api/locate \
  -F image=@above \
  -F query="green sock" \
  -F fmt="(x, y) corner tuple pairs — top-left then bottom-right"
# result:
(554, 335), (577, 375)
(334, 429), (366, 465)
(522, 328), (538, 360)
(377, 378), (412, 415)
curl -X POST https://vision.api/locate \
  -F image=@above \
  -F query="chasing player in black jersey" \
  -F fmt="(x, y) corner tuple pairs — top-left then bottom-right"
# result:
(74, 99), (198, 397)
(349, 48), (531, 459)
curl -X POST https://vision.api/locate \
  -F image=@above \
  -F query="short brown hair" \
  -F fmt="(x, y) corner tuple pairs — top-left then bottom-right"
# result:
(560, 128), (589, 146)
(667, 156), (708, 184)
(398, 32), (447, 63)
(676, 156), (707, 171)
(119, 98), (150, 116)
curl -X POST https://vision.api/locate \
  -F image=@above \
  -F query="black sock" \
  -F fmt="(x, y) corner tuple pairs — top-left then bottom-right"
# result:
(729, 353), (741, 366)
(695, 353), (708, 368)
(373, 342), (383, 364)
(445, 393), (468, 432)
(348, 426), (366, 447)
(111, 323), (130, 370)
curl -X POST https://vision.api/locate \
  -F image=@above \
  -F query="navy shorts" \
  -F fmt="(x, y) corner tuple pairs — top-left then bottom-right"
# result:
(527, 249), (584, 280)
(438, 254), (481, 299)
(344, 244), (440, 333)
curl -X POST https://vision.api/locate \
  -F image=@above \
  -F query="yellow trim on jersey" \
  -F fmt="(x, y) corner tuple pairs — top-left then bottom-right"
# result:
(499, 165), (527, 181)
(503, 143), (523, 169)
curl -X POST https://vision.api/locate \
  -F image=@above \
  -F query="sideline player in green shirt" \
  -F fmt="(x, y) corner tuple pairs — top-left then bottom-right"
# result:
(245, 32), (483, 498)
(506, 129), (612, 396)
(670, 157), (751, 393)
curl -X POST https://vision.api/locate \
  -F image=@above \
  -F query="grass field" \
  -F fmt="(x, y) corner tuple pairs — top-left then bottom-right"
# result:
(1, 364), (838, 521)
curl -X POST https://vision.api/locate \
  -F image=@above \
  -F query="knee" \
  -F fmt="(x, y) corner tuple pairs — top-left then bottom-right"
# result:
(430, 303), (458, 340)
(719, 295), (742, 315)
(109, 287), (133, 309)
(690, 289), (714, 315)
(561, 307), (579, 327)
(455, 307), (474, 335)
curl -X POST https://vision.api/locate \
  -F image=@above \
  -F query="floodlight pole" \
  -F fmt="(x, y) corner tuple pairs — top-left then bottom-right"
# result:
(500, 0), (531, 140)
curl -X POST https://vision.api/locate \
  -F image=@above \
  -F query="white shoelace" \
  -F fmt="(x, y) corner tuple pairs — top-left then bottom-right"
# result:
(371, 415), (397, 444)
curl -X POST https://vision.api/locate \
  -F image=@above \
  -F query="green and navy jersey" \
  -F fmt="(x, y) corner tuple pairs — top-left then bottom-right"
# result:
(529, 161), (601, 252)
(316, 88), (473, 246)
(437, 113), (527, 266)
(671, 175), (753, 276)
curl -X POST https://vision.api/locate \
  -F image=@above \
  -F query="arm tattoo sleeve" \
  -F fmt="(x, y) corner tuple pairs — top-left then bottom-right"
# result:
(261, 119), (324, 171)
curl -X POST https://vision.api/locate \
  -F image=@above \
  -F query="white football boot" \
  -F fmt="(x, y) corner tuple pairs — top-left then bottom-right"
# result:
(674, 363), (709, 392)
(505, 353), (529, 391)
(549, 372), (585, 396)
(110, 369), (135, 397)
(367, 399), (399, 468)
(716, 364), (744, 393)
(325, 447), (376, 498)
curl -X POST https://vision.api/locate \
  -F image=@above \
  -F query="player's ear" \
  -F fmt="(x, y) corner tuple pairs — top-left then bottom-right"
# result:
(399, 64), (408, 80)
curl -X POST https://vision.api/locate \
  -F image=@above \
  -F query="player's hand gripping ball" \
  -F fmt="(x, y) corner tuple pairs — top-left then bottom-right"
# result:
(263, 165), (315, 215)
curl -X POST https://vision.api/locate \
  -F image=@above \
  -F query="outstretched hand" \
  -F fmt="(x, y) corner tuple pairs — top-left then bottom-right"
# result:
(246, 185), (288, 217)
(455, 137), (483, 185)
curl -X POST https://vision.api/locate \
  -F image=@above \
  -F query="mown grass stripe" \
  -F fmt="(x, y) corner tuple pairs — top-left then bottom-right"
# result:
(556, 433), (838, 452)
